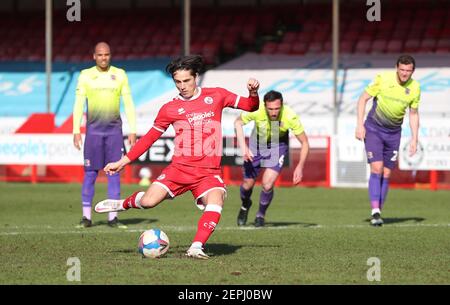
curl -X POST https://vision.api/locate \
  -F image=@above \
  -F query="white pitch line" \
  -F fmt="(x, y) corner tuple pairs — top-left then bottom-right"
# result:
(0, 223), (449, 236)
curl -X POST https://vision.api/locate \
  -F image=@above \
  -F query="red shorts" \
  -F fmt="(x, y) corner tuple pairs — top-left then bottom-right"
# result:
(152, 163), (226, 210)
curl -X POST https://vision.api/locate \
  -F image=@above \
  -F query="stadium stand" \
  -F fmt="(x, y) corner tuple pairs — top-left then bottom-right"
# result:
(0, 1), (448, 65)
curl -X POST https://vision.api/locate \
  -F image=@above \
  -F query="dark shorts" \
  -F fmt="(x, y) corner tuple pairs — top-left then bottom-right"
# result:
(243, 144), (289, 179)
(83, 133), (124, 171)
(364, 122), (401, 169)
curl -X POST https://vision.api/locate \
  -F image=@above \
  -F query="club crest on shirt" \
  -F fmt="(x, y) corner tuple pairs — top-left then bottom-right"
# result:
(178, 108), (185, 115)
(204, 96), (213, 104)
(111, 74), (116, 80)
(405, 88), (410, 95)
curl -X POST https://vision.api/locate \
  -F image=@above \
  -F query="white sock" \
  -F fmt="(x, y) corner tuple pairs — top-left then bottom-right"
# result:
(191, 241), (203, 249)
(371, 208), (381, 216)
(135, 192), (145, 208)
(82, 203), (91, 220)
(108, 212), (118, 221)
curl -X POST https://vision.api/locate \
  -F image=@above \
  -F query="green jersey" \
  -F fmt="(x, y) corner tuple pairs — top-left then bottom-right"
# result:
(365, 71), (420, 131)
(241, 102), (304, 147)
(73, 65), (136, 135)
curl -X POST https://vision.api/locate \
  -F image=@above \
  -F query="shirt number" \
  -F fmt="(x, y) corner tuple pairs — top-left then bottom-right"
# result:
(391, 151), (398, 161)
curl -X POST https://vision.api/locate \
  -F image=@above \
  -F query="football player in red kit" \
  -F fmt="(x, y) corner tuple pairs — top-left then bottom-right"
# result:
(95, 55), (260, 259)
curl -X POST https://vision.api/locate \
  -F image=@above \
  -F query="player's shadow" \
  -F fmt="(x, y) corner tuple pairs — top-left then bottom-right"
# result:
(94, 218), (158, 226)
(239, 221), (317, 228)
(169, 244), (243, 258)
(364, 217), (425, 224)
(264, 221), (318, 228)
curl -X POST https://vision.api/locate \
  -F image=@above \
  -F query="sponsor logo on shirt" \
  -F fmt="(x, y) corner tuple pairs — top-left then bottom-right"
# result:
(186, 111), (215, 126)
(157, 174), (166, 180)
(84, 159), (91, 167)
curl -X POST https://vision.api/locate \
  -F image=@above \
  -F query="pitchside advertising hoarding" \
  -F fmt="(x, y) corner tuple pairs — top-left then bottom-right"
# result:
(399, 137), (450, 170)
(0, 134), (288, 167)
(0, 117), (448, 170)
(0, 134), (84, 165)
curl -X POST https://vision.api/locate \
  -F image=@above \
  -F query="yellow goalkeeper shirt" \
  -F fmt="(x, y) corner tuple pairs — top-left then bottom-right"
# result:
(72, 65), (136, 135)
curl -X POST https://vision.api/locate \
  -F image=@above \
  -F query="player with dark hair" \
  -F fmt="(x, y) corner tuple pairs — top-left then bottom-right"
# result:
(235, 90), (309, 227)
(355, 55), (420, 226)
(73, 42), (136, 229)
(94, 55), (260, 259)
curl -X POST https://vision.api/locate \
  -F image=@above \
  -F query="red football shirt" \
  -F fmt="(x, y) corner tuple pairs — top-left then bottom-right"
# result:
(127, 87), (259, 169)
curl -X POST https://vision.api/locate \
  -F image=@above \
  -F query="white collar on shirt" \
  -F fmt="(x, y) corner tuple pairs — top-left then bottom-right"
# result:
(176, 87), (202, 101)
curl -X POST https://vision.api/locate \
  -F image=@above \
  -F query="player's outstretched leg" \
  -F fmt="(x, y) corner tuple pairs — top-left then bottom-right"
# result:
(95, 191), (145, 213)
(95, 199), (126, 213)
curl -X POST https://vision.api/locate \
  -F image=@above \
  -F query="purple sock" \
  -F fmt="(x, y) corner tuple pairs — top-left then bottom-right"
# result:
(368, 173), (382, 210)
(107, 173), (121, 221)
(107, 173), (121, 200)
(240, 185), (253, 208)
(380, 177), (389, 211)
(81, 170), (98, 220)
(256, 189), (274, 218)
(82, 170), (98, 204)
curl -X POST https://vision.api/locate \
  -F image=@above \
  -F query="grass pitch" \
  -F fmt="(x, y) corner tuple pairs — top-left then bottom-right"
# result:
(0, 182), (448, 284)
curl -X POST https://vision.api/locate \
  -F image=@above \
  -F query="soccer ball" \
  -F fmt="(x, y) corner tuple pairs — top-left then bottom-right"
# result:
(138, 229), (170, 258)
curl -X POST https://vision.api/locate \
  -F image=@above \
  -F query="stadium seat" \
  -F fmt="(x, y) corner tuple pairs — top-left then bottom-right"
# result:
(354, 40), (371, 54)
(386, 40), (403, 53)
(436, 38), (450, 50)
(282, 32), (298, 44)
(290, 42), (308, 55)
(307, 42), (323, 53)
(403, 40), (421, 53)
(340, 41), (354, 54)
(261, 42), (277, 55)
(419, 39), (436, 53)
(371, 40), (387, 54)
(275, 43), (292, 54)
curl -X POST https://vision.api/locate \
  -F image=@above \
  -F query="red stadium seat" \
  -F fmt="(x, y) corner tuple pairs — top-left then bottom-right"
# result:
(403, 40), (421, 53)
(307, 42), (323, 53)
(261, 42), (277, 54)
(436, 38), (450, 50)
(296, 31), (312, 44)
(340, 41), (354, 54)
(371, 40), (387, 54)
(354, 40), (371, 54)
(386, 40), (403, 53)
(282, 32), (298, 44)
(275, 42), (291, 54)
(419, 39), (436, 53)
(290, 42), (308, 55)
